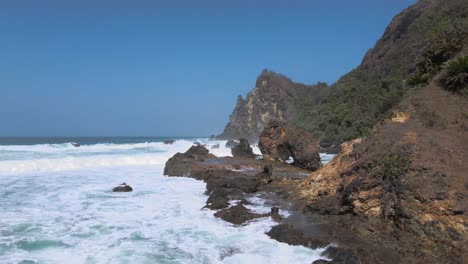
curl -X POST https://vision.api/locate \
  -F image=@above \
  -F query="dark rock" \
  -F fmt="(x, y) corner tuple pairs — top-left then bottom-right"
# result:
(211, 144), (220, 149)
(270, 207), (282, 221)
(71, 143), (80, 147)
(204, 188), (243, 210)
(225, 139), (240, 148)
(231, 138), (255, 158)
(163, 139), (175, 144)
(164, 146), (211, 176)
(205, 174), (259, 194)
(214, 202), (265, 225)
(256, 164), (273, 184)
(259, 120), (321, 171)
(112, 183), (133, 192)
(312, 260), (331, 264)
(266, 224), (328, 249)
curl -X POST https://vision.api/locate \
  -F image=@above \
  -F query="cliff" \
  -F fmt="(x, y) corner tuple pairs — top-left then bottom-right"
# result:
(219, 0), (467, 147)
(217, 70), (328, 141)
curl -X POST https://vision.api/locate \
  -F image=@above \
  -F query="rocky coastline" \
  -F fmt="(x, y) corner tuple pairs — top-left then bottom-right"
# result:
(165, 111), (467, 263)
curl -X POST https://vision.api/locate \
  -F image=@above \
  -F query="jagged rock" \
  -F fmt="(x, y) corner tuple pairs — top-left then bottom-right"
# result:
(112, 183), (133, 192)
(163, 139), (175, 144)
(225, 139), (239, 148)
(266, 224), (328, 249)
(231, 138), (255, 158)
(214, 202), (265, 225)
(259, 120), (321, 171)
(211, 144), (220, 149)
(204, 188), (243, 210)
(217, 70), (328, 141)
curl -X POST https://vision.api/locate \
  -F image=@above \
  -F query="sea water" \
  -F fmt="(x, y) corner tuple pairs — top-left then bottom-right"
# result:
(0, 137), (329, 264)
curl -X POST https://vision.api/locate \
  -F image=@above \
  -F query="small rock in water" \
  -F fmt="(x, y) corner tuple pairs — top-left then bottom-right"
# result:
(163, 139), (175, 144)
(71, 142), (80, 147)
(112, 182), (133, 192)
(211, 144), (220, 149)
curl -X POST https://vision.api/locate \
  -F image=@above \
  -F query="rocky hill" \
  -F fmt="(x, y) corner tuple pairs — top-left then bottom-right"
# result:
(295, 56), (468, 262)
(217, 70), (328, 141)
(219, 0), (467, 148)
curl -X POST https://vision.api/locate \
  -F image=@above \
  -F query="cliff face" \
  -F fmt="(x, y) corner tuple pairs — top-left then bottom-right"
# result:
(219, 0), (467, 146)
(217, 70), (328, 141)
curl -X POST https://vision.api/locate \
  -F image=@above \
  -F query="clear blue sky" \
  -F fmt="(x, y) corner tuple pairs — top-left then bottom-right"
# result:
(0, 0), (416, 137)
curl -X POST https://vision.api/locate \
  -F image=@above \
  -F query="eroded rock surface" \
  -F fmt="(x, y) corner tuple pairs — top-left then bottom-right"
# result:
(259, 120), (321, 171)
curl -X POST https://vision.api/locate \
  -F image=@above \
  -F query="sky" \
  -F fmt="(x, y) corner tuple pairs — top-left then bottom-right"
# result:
(0, 0), (416, 137)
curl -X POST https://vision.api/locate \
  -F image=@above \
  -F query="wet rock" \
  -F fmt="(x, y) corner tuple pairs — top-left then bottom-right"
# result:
(205, 174), (259, 194)
(259, 120), (321, 171)
(231, 138), (255, 158)
(112, 183), (133, 192)
(256, 164), (273, 184)
(205, 188), (243, 210)
(270, 207), (282, 221)
(164, 145), (212, 176)
(312, 260), (331, 264)
(266, 224), (328, 249)
(71, 142), (80, 147)
(225, 139), (240, 148)
(163, 139), (175, 144)
(211, 144), (220, 149)
(214, 202), (265, 225)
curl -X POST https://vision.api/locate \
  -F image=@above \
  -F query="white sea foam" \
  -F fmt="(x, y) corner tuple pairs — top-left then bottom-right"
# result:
(0, 139), (329, 263)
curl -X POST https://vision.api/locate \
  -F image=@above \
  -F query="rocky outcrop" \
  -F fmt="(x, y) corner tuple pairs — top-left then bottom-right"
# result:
(295, 74), (468, 263)
(112, 183), (133, 192)
(259, 121), (321, 171)
(163, 145), (214, 176)
(217, 70), (329, 141)
(231, 138), (255, 158)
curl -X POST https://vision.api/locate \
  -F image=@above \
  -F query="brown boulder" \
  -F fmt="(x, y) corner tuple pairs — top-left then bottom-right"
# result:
(163, 145), (213, 176)
(259, 120), (321, 171)
(231, 138), (255, 158)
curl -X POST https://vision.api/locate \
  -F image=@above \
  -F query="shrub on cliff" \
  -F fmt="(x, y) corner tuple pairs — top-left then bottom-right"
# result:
(405, 72), (429, 87)
(439, 56), (468, 94)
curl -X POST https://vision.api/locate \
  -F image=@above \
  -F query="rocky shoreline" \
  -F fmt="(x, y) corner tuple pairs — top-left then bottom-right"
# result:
(165, 113), (467, 263)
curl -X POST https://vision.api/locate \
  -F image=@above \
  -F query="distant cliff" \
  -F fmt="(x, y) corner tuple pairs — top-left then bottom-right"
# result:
(217, 70), (328, 141)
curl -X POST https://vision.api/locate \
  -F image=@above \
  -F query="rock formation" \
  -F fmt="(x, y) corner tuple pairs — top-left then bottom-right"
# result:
(296, 71), (468, 263)
(112, 183), (133, 192)
(259, 121), (321, 171)
(217, 70), (329, 141)
(231, 138), (255, 158)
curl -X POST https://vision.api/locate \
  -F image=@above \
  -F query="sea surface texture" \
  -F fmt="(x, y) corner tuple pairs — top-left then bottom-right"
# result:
(0, 137), (331, 264)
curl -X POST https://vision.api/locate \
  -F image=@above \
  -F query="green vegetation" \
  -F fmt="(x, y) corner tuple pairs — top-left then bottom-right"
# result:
(291, 0), (467, 146)
(439, 56), (468, 94)
(405, 72), (429, 87)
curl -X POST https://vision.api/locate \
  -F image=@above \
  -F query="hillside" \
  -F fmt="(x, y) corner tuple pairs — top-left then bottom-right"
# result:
(295, 53), (468, 262)
(219, 0), (467, 148)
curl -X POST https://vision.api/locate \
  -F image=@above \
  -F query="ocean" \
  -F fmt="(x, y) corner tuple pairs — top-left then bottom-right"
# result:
(0, 137), (332, 264)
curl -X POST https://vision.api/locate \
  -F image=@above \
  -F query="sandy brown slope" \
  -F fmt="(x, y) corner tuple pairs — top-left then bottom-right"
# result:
(295, 66), (468, 263)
